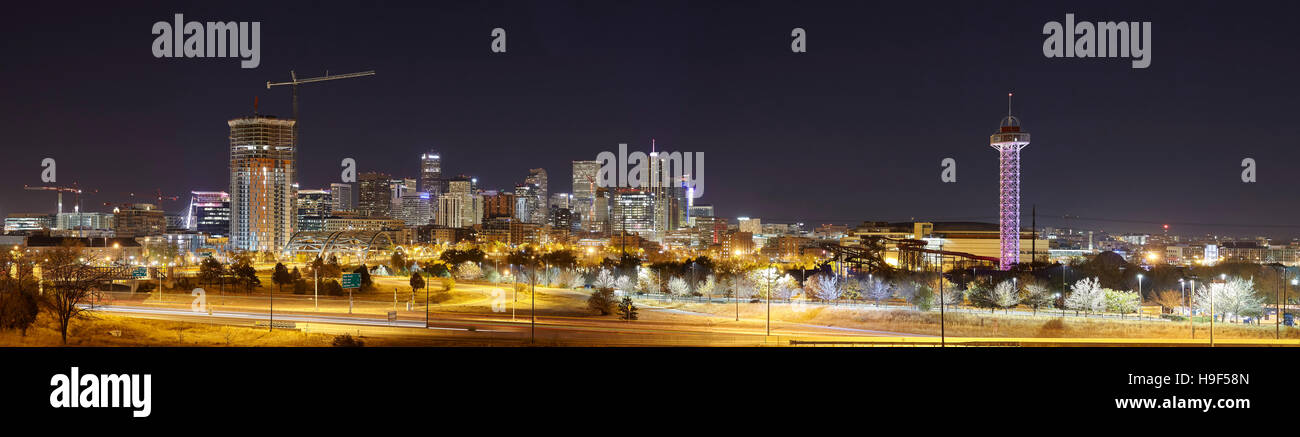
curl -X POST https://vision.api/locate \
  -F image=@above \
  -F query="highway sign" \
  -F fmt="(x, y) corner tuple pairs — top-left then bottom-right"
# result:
(133, 267), (148, 279)
(341, 273), (361, 289)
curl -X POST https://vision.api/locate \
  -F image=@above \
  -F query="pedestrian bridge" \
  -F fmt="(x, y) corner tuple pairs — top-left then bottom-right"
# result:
(282, 230), (397, 261)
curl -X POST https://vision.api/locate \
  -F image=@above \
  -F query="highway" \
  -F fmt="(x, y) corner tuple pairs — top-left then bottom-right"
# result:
(79, 299), (918, 346)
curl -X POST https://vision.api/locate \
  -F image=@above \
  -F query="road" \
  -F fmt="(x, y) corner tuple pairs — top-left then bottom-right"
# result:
(80, 290), (921, 346)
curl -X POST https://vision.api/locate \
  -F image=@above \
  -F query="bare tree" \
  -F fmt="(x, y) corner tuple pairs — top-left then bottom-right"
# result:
(593, 269), (618, 289)
(667, 277), (691, 296)
(41, 244), (109, 344)
(991, 280), (1019, 313)
(1022, 281), (1055, 315)
(1152, 290), (1183, 314)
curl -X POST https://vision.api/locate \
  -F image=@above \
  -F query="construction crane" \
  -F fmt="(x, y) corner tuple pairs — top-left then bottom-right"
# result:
(25, 184), (96, 237)
(266, 70), (376, 184)
(24, 185), (85, 215)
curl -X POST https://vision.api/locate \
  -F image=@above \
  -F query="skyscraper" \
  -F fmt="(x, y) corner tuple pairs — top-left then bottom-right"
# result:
(420, 151), (442, 221)
(420, 151), (442, 193)
(989, 94), (1030, 270)
(611, 188), (654, 238)
(514, 183), (539, 223)
(572, 160), (599, 231)
(228, 115), (296, 252)
(330, 183), (354, 213)
(358, 171), (392, 217)
(525, 168), (548, 224)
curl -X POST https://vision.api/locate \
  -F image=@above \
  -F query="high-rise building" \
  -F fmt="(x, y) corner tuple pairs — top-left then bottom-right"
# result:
(572, 160), (599, 231)
(358, 171), (392, 217)
(688, 204), (714, 227)
(513, 183), (540, 223)
(330, 183), (354, 213)
(525, 168), (548, 224)
(113, 204), (167, 238)
(990, 94), (1030, 270)
(483, 191), (515, 219)
(193, 192), (231, 238)
(296, 188), (333, 232)
(610, 188), (654, 238)
(738, 217), (762, 234)
(397, 192), (434, 226)
(420, 151), (442, 195)
(447, 177), (472, 195)
(388, 177), (417, 217)
(591, 188), (610, 234)
(437, 192), (483, 228)
(186, 191), (228, 231)
(228, 115), (296, 252)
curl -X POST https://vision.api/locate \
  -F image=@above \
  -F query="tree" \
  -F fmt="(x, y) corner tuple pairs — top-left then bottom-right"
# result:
(410, 272), (425, 296)
(667, 277), (690, 296)
(587, 288), (616, 315)
(697, 274), (717, 299)
(198, 256), (224, 288)
(40, 244), (108, 344)
(231, 259), (259, 293)
(271, 262), (292, 294)
(0, 288), (39, 336)
(566, 271), (586, 289)
(1194, 277), (1264, 322)
(390, 251), (408, 275)
(1064, 277), (1106, 315)
(991, 280), (1019, 313)
(1153, 290), (1183, 314)
(931, 286), (964, 309)
(593, 269), (618, 289)
(1022, 281), (1055, 314)
(806, 273), (840, 302)
(1104, 288), (1141, 317)
(455, 261), (482, 281)
(866, 277), (892, 307)
(617, 297), (638, 321)
(353, 265), (373, 291)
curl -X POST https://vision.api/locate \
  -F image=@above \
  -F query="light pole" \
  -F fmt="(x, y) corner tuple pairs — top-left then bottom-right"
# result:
(1136, 273), (1143, 321)
(766, 259), (774, 337)
(1289, 278), (1298, 332)
(1189, 276), (1197, 340)
(1214, 274), (1225, 347)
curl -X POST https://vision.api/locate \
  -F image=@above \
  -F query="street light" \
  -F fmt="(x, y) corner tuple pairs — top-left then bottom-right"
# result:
(1136, 273), (1143, 321)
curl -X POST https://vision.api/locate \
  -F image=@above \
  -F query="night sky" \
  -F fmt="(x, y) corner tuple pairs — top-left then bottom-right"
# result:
(2, 1), (1297, 239)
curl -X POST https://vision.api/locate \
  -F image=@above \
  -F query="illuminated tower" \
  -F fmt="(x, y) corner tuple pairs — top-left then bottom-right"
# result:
(989, 93), (1029, 270)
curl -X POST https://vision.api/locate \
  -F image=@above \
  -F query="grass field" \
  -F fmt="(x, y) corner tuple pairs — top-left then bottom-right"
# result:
(644, 299), (1300, 340)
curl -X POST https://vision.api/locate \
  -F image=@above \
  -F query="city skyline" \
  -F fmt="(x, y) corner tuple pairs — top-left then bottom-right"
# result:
(3, 2), (1299, 239)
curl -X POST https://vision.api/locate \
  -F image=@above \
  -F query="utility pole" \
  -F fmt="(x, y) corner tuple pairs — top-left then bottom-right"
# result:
(939, 242), (945, 347)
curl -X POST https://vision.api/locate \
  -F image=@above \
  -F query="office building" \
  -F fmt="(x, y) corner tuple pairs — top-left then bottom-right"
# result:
(297, 188), (333, 232)
(330, 183), (354, 213)
(358, 171), (392, 217)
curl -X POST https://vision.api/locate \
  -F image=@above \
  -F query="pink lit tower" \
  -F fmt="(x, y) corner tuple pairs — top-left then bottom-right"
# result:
(989, 93), (1030, 270)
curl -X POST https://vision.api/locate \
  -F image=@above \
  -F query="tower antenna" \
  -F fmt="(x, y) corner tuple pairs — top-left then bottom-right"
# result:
(1007, 92), (1013, 117)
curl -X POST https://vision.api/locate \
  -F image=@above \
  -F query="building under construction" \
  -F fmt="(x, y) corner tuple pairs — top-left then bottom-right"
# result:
(228, 115), (296, 252)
